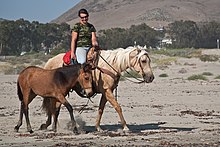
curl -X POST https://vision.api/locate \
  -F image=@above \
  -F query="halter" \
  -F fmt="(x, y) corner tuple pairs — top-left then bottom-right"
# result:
(124, 49), (150, 83)
(78, 68), (93, 97)
(97, 48), (148, 84)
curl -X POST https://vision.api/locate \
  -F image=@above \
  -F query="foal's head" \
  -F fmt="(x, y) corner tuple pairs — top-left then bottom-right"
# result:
(78, 63), (93, 97)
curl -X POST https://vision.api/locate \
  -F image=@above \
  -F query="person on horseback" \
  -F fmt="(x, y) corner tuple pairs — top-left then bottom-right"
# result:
(70, 8), (99, 64)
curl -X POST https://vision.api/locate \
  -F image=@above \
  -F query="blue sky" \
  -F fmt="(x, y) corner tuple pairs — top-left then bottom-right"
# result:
(0, 0), (81, 23)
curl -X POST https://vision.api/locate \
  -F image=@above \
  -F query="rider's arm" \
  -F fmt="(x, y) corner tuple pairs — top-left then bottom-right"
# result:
(71, 31), (78, 59)
(91, 32), (98, 47)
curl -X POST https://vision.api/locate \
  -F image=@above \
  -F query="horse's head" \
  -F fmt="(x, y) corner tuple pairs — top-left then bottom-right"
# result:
(78, 63), (94, 97)
(129, 48), (154, 83)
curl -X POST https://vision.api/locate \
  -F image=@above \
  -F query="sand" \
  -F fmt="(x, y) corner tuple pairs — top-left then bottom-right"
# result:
(0, 51), (220, 146)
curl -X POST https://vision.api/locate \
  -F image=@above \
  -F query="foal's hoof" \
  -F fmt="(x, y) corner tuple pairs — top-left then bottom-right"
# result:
(51, 128), (57, 133)
(29, 130), (34, 134)
(73, 127), (79, 135)
(39, 124), (48, 130)
(14, 126), (19, 132)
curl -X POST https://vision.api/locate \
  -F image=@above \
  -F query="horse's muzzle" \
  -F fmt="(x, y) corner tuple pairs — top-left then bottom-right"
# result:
(84, 89), (94, 97)
(144, 74), (154, 83)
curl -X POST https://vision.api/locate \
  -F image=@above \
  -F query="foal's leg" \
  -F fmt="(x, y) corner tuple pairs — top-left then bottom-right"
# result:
(40, 98), (59, 131)
(14, 89), (35, 133)
(23, 104), (34, 133)
(51, 102), (61, 132)
(40, 99), (62, 132)
(104, 89), (129, 131)
(40, 112), (52, 130)
(95, 95), (107, 132)
(25, 92), (36, 133)
(14, 101), (24, 132)
(57, 95), (78, 134)
(21, 90), (36, 133)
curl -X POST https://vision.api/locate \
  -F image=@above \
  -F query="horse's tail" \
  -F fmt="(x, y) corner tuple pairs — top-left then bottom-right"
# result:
(17, 81), (23, 101)
(42, 98), (56, 116)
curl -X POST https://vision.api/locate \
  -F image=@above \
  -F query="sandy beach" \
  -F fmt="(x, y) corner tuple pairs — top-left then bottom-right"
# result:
(0, 50), (220, 146)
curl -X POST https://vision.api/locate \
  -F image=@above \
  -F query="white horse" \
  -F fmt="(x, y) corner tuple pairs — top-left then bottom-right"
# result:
(41, 46), (154, 132)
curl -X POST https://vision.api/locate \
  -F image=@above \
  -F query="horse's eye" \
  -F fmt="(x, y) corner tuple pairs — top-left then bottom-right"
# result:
(141, 59), (147, 63)
(84, 75), (90, 80)
(85, 77), (89, 80)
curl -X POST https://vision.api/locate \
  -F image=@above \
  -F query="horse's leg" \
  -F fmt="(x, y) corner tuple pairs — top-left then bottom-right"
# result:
(104, 89), (129, 131)
(58, 95), (78, 134)
(95, 95), (107, 132)
(14, 101), (24, 132)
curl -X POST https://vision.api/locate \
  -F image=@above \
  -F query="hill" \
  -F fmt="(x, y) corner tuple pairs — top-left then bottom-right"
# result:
(52, 0), (220, 30)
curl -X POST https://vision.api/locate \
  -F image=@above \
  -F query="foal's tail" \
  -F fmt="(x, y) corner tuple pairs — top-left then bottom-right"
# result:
(42, 98), (56, 116)
(17, 81), (23, 101)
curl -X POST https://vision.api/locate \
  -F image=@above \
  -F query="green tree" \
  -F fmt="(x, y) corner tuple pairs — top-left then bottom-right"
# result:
(98, 23), (162, 49)
(0, 19), (71, 56)
(197, 21), (220, 48)
(168, 20), (198, 48)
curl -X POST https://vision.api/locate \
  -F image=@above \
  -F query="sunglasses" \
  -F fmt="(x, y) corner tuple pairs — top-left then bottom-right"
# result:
(80, 16), (88, 19)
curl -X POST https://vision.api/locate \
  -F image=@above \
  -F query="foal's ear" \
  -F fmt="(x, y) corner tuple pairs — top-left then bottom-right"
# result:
(82, 63), (93, 72)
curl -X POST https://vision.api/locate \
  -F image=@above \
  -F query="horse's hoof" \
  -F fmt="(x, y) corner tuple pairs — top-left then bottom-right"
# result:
(123, 126), (130, 132)
(39, 124), (48, 130)
(96, 127), (104, 132)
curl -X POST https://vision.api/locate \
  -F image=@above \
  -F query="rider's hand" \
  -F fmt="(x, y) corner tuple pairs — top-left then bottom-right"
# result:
(71, 53), (77, 60)
(94, 45), (100, 51)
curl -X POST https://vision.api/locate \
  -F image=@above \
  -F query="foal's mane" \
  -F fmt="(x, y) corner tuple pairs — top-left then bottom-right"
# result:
(53, 64), (81, 78)
(99, 46), (137, 72)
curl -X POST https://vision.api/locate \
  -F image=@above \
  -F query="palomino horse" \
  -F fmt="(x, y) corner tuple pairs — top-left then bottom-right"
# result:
(42, 46), (154, 132)
(14, 63), (93, 133)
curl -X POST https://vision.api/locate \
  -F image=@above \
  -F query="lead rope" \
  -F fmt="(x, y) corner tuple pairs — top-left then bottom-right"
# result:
(115, 84), (118, 101)
(78, 96), (95, 114)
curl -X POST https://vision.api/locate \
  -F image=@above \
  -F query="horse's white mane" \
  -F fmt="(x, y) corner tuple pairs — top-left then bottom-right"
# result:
(99, 46), (148, 72)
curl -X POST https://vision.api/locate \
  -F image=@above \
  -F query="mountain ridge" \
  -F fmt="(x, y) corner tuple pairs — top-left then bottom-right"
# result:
(52, 0), (220, 30)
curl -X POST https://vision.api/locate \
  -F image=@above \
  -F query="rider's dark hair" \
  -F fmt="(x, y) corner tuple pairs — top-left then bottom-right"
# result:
(78, 8), (89, 17)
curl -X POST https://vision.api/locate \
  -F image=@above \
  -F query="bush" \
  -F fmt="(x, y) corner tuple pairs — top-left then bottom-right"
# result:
(202, 72), (213, 76)
(187, 74), (208, 81)
(214, 75), (220, 79)
(152, 48), (202, 58)
(159, 73), (168, 77)
(199, 55), (219, 62)
(154, 57), (177, 66)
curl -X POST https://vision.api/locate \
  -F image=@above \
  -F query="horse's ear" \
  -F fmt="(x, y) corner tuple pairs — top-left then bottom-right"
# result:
(82, 63), (93, 71)
(137, 48), (141, 53)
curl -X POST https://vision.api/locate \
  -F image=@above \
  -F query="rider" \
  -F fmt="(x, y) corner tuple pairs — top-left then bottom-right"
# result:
(70, 8), (99, 64)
